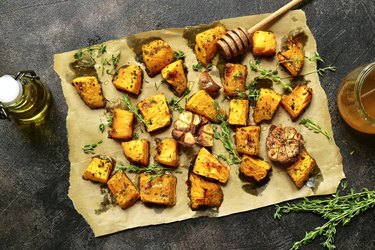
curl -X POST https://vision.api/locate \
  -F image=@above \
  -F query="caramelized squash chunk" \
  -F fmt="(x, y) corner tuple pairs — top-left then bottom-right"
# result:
(253, 88), (281, 124)
(139, 173), (177, 206)
(251, 31), (276, 57)
(195, 25), (227, 66)
(108, 108), (134, 140)
(280, 84), (313, 121)
(107, 171), (140, 209)
(121, 139), (149, 166)
(142, 39), (175, 77)
(82, 155), (114, 184)
(193, 147), (230, 183)
(155, 138), (179, 167)
(240, 155), (272, 182)
(72, 76), (106, 109)
(161, 59), (187, 96)
(188, 172), (223, 210)
(236, 126), (261, 156)
(228, 99), (249, 126)
(277, 38), (305, 76)
(185, 90), (225, 123)
(112, 64), (143, 95)
(287, 150), (316, 188)
(137, 93), (171, 132)
(223, 63), (247, 97)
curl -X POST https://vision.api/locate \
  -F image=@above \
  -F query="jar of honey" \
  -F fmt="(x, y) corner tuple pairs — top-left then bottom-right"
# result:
(337, 62), (375, 134)
(0, 70), (51, 124)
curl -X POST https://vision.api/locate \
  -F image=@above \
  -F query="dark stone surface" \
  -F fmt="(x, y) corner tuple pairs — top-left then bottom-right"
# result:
(0, 0), (374, 249)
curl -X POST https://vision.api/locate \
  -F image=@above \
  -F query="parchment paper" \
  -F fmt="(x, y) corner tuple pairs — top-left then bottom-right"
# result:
(54, 10), (345, 237)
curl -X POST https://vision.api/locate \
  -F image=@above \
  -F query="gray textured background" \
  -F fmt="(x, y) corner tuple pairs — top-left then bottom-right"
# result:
(1, 0), (374, 249)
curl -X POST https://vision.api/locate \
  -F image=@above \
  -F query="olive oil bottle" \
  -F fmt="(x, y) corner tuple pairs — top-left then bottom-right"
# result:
(0, 70), (51, 124)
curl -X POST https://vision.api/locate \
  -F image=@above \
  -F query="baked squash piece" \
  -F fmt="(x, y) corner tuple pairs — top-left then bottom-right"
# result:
(142, 39), (175, 77)
(277, 37), (305, 76)
(287, 150), (316, 188)
(155, 138), (179, 167)
(161, 59), (187, 96)
(107, 171), (140, 209)
(280, 84), (313, 121)
(72, 76), (106, 109)
(112, 64), (143, 95)
(185, 90), (225, 123)
(121, 139), (149, 166)
(82, 155), (114, 184)
(108, 108), (134, 140)
(236, 126), (261, 156)
(253, 88), (281, 124)
(195, 25), (227, 66)
(223, 63), (247, 97)
(188, 172), (223, 210)
(139, 173), (177, 206)
(251, 31), (276, 57)
(193, 147), (230, 184)
(228, 99), (249, 126)
(137, 93), (171, 132)
(240, 155), (272, 182)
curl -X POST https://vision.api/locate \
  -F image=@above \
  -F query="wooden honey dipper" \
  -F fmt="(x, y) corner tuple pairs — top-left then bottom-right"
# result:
(217, 0), (302, 60)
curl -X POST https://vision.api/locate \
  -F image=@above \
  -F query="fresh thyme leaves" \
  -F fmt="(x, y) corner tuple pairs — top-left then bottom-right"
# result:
(274, 185), (375, 250)
(122, 94), (149, 128)
(193, 62), (203, 71)
(174, 50), (185, 60)
(317, 65), (336, 76)
(213, 101), (241, 165)
(168, 88), (191, 112)
(82, 140), (103, 154)
(107, 114), (114, 128)
(249, 60), (293, 92)
(115, 163), (179, 181)
(299, 118), (331, 140)
(133, 132), (139, 139)
(99, 120), (105, 133)
(306, 52), (324, 62)
(74, 44), (107, 68)
(206, 63), (213, 70)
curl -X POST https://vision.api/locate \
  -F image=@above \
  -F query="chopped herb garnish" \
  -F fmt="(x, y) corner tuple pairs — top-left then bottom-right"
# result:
(174, 50), (185, 60)
(82, 140), (103, 154)
(274, 183), (375, 250)
(122, 94), (149, 128)
(299, 118), (332, 140)
(233, 72), (243, 78)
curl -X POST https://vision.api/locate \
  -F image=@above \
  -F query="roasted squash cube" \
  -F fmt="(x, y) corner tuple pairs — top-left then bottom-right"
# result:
(112, 64), (143, 95)
(137, 93), (171, 132)
(188, 172), (223, 210)
(236, 126), (261, 156)
(253, 88), (281, 124)
(121, 139), (149, 166)
(72, 76), (106, 109)
(223, 63), (247, 97)
(228, 99), (249, 126)
(277, 38), (305, 76)
(287, 150), (316, 188)
(194, 25), (227, 66)
(251, 31), (276, 57)
(155, 138), (179, 167)
(139, 173), (177, 206)
(142, 39), (175, 77)
(82, 155), (114, 184)
(108, 108), (134, 140)
(280, 84), (313, 121)
(193, 147), (230, 183)
(185, 90), (225, 123)
(240, 155), (272, 182)
(161, 59), (187, 97)
(107, 171), (140, 209)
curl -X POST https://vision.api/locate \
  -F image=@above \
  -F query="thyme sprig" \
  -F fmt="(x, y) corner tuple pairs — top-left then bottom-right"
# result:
(122, 94), (149, 128)
(82, 140), (103, 154)
(74, 44), (107, 68)
(306, 52), (324, 62)
(274, 185), (375, 250)
(116, 163), (166, 176)
(213, 101), (241, 165)
(249, 60), (293, 92)
(174, 50), (185, 60)
(168, 87), (191, 113)
(299, 118), (331, 140)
